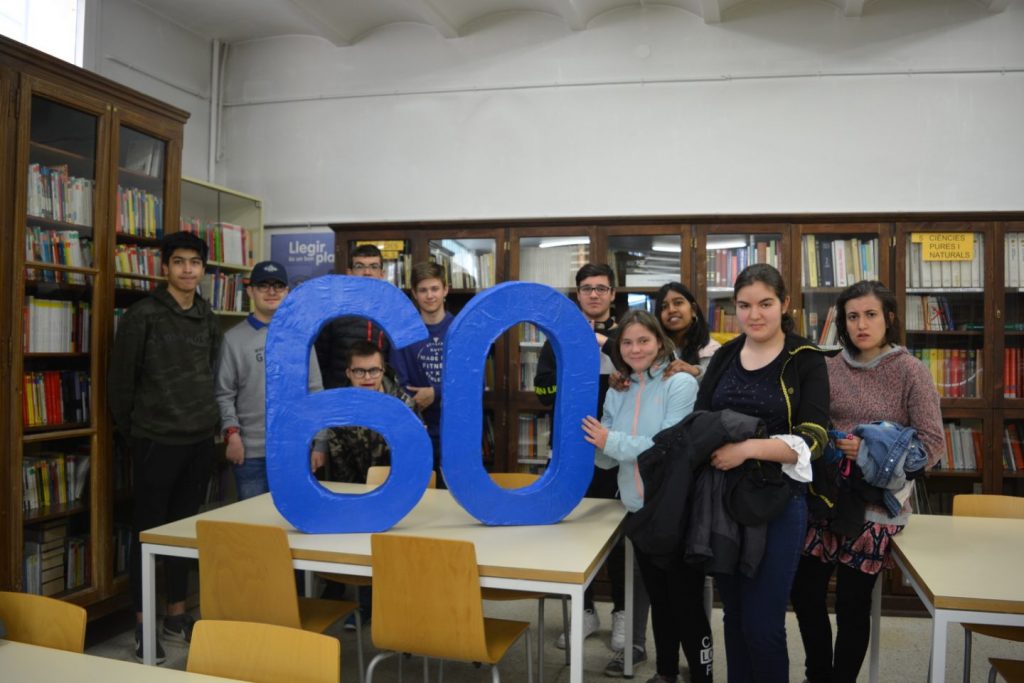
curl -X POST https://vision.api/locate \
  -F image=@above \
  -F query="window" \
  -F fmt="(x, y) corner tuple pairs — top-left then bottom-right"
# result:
(0, 0), (85, 66)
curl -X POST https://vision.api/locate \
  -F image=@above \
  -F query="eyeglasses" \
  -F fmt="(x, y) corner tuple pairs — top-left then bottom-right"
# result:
(348, 367), (384, 379)
(351, 263), (383, 272)
(254, 282), (287, 293)
(578, 285), (612, 295)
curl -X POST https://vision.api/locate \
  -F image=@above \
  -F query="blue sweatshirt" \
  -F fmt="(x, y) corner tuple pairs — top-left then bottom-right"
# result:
(595, 363), (698, 512)
(389, 312), (454, 436)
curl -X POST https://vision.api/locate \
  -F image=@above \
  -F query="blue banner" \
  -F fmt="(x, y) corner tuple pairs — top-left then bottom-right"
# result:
(270, 232), (335, 287)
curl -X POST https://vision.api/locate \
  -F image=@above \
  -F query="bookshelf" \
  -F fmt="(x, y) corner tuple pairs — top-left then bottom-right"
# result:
(1, 36), (187, 613)
(180, 178), (263, 322)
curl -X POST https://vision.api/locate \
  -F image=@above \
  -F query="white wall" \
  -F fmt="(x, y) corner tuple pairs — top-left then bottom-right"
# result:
(220, 0), (1024, 224)
(87, 0), (213, 181)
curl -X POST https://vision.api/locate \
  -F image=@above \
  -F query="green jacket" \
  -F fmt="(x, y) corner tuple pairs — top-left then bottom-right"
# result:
(108, 286), (221, 444)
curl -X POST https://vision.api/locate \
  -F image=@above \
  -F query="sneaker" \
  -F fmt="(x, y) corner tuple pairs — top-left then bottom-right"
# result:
(610, 610), (626, 651)
(163, 613), (197, 643)
(134, 624), (167, 664)
(604, 646), (648, 677)
(555, 608), (600, 650)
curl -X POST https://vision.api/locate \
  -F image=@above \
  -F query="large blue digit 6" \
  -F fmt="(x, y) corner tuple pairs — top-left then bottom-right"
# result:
(265, 276), (434, 533)
(441, 282), (599, 525)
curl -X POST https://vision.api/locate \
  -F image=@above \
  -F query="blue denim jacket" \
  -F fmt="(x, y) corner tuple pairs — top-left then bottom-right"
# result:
(851, 421), (929, 517)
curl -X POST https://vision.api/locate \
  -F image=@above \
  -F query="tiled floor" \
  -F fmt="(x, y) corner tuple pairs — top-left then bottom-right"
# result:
(84, 600), (1024, 682)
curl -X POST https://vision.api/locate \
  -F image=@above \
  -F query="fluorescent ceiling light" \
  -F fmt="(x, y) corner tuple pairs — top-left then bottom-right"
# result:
(538, 237), (589, 249)
(707, 238), (747, 250)
(652, 238), (680, 253)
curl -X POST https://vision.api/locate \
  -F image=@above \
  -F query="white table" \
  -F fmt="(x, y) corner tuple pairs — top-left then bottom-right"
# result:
(0, 638), (236, 681)
(141, 484), (630, 682)
(872, 514), (1024, 682)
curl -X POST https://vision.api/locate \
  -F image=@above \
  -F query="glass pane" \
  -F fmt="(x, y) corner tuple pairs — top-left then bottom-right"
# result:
(799, 233), (882, 346)
(904, 233), (985, 399)
(607, 235), (680, 288)
(705, 233), (783, 337)
(429, 238), (496, 290)
(181, 184), (258, 268)
(116, 126), (166, 239)
(1005, 232), (1024, 400)
(349, 239), (410, 288)
(518, 235), (590, 288)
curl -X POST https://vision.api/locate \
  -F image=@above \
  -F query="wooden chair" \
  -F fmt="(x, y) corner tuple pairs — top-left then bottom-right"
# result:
(0, 591), (87, 653)
(196, 520), (364, 682)
(988, 658), (1024, 683)
(953, 495), (1024, 683)
(481, 473), (568, 682)
(188, 619), (340, 683)
(367, 533), (533, 683)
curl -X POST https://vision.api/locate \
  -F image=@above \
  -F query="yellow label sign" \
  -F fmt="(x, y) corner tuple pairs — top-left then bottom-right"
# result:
(355, 240), (405, 251)
(920, 233), (973, 261)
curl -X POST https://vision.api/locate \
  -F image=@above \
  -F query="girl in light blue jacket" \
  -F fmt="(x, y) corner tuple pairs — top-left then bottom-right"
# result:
(583, 310), (711, 683)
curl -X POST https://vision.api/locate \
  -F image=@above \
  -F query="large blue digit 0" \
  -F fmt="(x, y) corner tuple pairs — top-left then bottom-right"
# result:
(265, 276), (434, 533)
(442, 282), (599, 525)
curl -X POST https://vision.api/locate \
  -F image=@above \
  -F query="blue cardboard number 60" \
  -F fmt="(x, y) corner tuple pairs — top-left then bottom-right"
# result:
(265, 277), (599, 533)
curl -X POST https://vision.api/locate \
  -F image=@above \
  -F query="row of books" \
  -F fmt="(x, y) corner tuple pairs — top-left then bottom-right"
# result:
(27, 163), (94, 227)
(1005, 347), (1024, 399)
(23, 521), (90, 596)
(519, 245), (590, 289)
(803, 306), (839, 347)
(1005, 233), (1024, 288)
(800, 236), (880, 288)
(908, 347), (981, 399)
(705, 238), (782, 288)
(22, 452), (90, 511)
(115, 185), (164, 238)
(382, 255), (413, 289)
(430, 242), (496, 289)
(114, 244), (161, 277)
(199, 270), (250, 312)
(517, 413), (552, 464)
(180, 220), (255, 266)
(906, 234), (984, 289)
(520, 322), (547, 344)
(1002, 421), (1024, 472)
(115, 275), (158, 291)
(706, 301), (740, 334)
(519, 347), (541, 391)
(22, 370), (92, 428)
(22, 297), (90, 353)
(24, 228), (93, 285)
(905, 296), (966, 331)
(933, 422), (983, 471)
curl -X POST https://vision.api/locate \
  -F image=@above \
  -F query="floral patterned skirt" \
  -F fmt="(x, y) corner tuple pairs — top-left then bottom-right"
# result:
(802, 517), (904, 575)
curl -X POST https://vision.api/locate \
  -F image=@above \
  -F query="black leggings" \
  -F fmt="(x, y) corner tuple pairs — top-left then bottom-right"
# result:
(790, 555), (880, 683)
(635, 548), (713, 682)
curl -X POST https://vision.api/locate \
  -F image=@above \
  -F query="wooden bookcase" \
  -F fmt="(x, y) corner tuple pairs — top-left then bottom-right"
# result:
(0, 36), (187, 615)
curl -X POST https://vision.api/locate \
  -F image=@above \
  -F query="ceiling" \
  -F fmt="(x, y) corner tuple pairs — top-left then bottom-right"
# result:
(134, 0), (1017, 46)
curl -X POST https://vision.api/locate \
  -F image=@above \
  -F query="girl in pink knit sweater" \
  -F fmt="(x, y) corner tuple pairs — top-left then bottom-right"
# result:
(790, 280), (944, 683)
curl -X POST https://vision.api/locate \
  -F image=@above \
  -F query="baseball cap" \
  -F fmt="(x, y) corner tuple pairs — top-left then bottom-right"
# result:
(249, 261), (289, 285)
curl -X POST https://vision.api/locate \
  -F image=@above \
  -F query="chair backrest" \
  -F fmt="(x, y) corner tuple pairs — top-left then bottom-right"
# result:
(371, 534), (489, 661)
(187, 619), (340, 683)
(0, 591), (87, 653)
(366, 465), (436, 489)
(489, 472), (540, 489)
(196, 520), (302, 628)
(952, 494), (1024, 519)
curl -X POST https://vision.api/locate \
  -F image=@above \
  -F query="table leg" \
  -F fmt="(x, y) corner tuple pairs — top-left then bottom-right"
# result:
(929, 610), (949, 683)
(569, 585), (584, 683)
(868, 574), (882, 683)
(624, 538), (634, 678)
(142, 543), (156, 666)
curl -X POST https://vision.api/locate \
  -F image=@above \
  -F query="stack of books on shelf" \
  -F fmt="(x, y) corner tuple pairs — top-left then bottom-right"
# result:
(934, 421), (983, 471)
(430, 241), (496, 289)
(1005, 347), (1024, 399)
(908, 347), (980, 398)
(1002, 421), (1024, 472)
(26, 163), (94, 226)
(518, 323), (547, 391)
(116, 185), (164, 238)
(803, 306), (839, 347)
(22, 370), (91, 427)
(114, 244), (161, 278)
(520, 245), (589, 289)
(1004, 233), (1024, 288)
(22, 297), (90, 353)
(199, 271), (249, 312)
(180, 220), (254, 266)
(24, 227), (93, 284)
(22, 451), (90, 511)
(706, 302), (739, 334)
(517, 413), (551, 464)
(801, 236), (879, 288)
(23, 520), (68, 596)
(64, 536), (89, 592)
(906, 234), (984, 288)
(706, 237), (781, 288)
(905, 296), (959, 331)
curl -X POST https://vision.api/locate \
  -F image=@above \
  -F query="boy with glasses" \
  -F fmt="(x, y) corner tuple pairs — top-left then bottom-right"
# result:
(215, 261), (329, 500)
